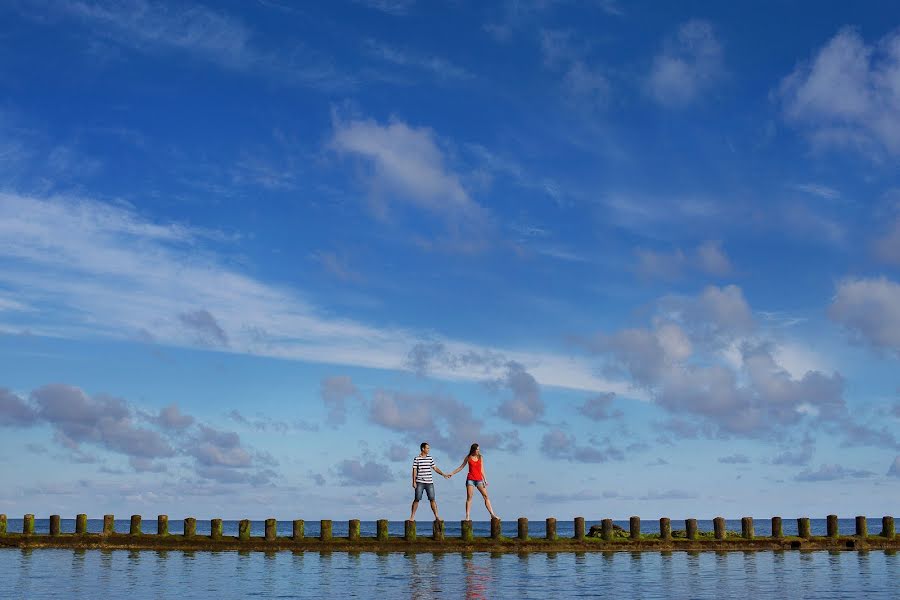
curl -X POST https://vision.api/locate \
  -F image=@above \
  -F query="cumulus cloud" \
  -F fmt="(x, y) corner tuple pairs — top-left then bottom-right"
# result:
(0, 388), (38, 426)
(189, 424), (252, 468)
(329, 114), (486, 229)
(874, 218), (900, 265)
(771, 434), (815, 466)
(778, 27), (900, 157)
(647, 20), (723, 108)
(335, 458), (394, 485)
(320, 375), (361, 425)
(368, 388), (518, 454)
(386, 443), (409, 462)
(636, 241), (733, 280)
(149, 404), (195, 431)
(31, 384), (175, 459)
(495, 362), (544, 425)
(539, 428), (623, 463)
(577, 392), (622, 421)
(178, 309), (229, 347)
(795, 464), (874, 482)
(829, 277), (900, 353)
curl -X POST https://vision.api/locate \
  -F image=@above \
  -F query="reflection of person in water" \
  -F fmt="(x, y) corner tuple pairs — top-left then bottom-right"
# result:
(449, 443), (498, 521)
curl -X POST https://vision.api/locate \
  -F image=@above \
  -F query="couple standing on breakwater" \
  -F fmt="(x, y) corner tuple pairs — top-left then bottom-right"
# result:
(409, 442), (498, 521)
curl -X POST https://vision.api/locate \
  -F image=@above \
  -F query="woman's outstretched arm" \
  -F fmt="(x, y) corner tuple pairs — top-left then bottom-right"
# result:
(449, 457), (467, 476)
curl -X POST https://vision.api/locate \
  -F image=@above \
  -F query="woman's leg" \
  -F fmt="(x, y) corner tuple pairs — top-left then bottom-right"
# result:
(465, 484), (474, 520)
(477, 485), (497, 518)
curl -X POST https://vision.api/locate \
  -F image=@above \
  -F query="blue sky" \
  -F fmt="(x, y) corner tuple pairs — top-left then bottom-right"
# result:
(1, 0), (899, 522)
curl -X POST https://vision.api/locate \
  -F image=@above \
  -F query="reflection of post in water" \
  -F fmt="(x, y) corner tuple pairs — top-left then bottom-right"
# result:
(463, 555), (490, 600)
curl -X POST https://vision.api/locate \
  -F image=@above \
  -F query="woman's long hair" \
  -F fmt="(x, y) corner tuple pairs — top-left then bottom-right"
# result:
(468, 443), (479, 457)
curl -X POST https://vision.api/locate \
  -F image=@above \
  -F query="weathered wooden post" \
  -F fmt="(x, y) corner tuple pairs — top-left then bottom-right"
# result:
(49, 515), (60, 536)
(76, 514), (87, 535)
(129, 515), (141, 535)
(157, 515), (168, 536)
(659, 518), (671, 541)
(239, 519), (251, 541)
(629, 516), (640, 541)
(320, 520), (332, 541)
(601, 518), (613, 541)
(293, 520), (304, 540)
(432, 520), (444, 541)
(376, 519), (388, 541)
(574, 517), (585, 541)
(265, 518), (277, 541)
(798, 517), (811, 539)
(491, 517), (502, 540)
(827, 514), (838, 538)
(741, 517), (753, 539)
(517, 517), (528, 540)
(23, 514), (34, 535)
(881, 516), (894, 539)
(461, 520), (474, 542)
(686, 519), (697, 540)
(103, 514), (114, 536)
(0, 514), (6, 534)
(349, 519), (360, 541)
(184, 517), (197, 537)
(856, 516), (867, 537)
(546, 517), (558, 541)
(404, 520), (416, 541)
(713, 517), (725, 540)
(768, 517), (781, 539)
(211, 519), (223, 540)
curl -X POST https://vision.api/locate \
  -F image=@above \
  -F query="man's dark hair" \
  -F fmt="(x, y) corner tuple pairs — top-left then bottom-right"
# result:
(420, 442), (428, 451)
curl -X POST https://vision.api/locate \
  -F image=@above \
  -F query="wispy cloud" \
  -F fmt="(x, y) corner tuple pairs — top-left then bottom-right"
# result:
(647, 20), (724, 108)
(363, 39), (472, 81)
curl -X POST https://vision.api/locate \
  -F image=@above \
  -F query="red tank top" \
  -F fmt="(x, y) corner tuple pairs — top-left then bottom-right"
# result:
(466, 456), (484, 481)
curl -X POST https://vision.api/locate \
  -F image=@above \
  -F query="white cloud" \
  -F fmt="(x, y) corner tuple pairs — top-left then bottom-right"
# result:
(329, 114), (486, 227)
(874, 217), (900, 265)
(636, 240), (733, 280)
(647, 19), (723, 108)
(0, 192), (624, 394)
(829, 277), (900, 353)
(363, 39), (471, 80)
(778, 27), (900, 157)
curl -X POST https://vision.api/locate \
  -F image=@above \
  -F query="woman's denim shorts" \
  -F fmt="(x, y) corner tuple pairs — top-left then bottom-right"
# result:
(466, 479), (485, 488)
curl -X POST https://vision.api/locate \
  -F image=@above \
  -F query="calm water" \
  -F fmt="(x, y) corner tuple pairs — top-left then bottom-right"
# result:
(0, 547), (896, 599)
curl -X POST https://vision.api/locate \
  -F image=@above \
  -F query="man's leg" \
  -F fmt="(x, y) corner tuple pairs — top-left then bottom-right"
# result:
(410, 500), (419, 520)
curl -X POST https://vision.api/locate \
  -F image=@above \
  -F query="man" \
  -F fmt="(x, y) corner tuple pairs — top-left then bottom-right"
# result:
(409, 441), (450, 521)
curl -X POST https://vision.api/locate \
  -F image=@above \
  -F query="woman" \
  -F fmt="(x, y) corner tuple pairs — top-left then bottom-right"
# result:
(450, 443), (498, 521)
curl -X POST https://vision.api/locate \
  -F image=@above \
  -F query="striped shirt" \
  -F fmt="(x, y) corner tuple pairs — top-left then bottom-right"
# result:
(412, 454), (436, 483)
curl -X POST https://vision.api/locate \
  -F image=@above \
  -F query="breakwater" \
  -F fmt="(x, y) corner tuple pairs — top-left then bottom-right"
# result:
(0, 513), (896, 553)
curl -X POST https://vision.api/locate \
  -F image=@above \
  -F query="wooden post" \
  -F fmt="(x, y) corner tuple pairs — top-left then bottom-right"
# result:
(798, 517), (811, 539)
(404, 520), (416, 541)
(741, 517), (753, 539)
(293, 520), (304, 540)
(659, 518), (671, 540)
(629, 516), (640, 541)
(129, 515), (141, 535)
(881, 516), (894, 539)
(103, 515), (114, 536)
(265, 518), (276, 541)
(601, 518), (613, 541)
(349, 519), (360, 541)
(76, 514), (87, 535)
(491, 517), (502, 540)
(546, 517), (558, 541)
(771, 517), (782, 538)
(827, 514), (838, 538)
(574, 517), (585, 541)
(49, 515), (60, 536)
(320, 520), (332, 541)
(211, 519), (223, 540)
(713, 517), (725, 540)
(184, 518), (196, 537)
(461, 520), (474, 542)
(157, 515), (168, 536)
(0, 514), (6, 535)
(686, 519), (697, 540)
(238, 519), (251, 541)
(855, 516), (867, 537)
(517, 517), (528, 540)
(376, 519), (388, 542)
(23, 514), (34, 535)
(432, 519), (444, 541)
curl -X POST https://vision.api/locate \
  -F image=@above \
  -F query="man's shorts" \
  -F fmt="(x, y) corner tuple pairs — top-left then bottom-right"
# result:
(414, 482), (435, 502)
